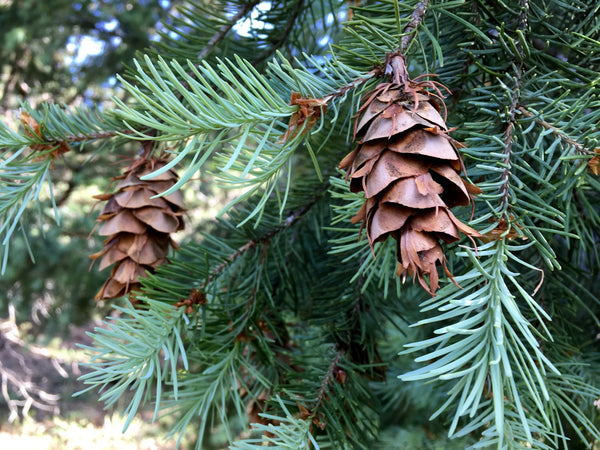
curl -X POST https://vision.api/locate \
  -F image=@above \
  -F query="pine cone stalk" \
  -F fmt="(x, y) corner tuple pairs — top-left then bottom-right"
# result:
(340, 53), (481, 295)
(90, 153), (185, 301)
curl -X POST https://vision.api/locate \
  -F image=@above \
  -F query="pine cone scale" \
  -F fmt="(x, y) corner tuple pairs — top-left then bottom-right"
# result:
(387, 130), (458, 160)
(98, 210), (147, 236)
(364, 152), (430, 198)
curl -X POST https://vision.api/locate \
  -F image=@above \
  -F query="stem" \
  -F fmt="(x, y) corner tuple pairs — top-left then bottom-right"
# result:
(322, 70), (378, 103)
(198, 182), (329, 292)
(252, 0), (305, 65)
(198, 1), (261, 60)
(499, 0), (529, 213)
(517, 107), (593, 156)
(62, 128), (133, 142)
(314, 348), (345, 407)
(400, 0), (430, 54)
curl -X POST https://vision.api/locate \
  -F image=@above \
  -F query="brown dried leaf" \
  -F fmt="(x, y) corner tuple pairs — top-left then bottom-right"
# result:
(99, 197), (121, 216)
(398, 229), (445, 295)
(115, 174), (145, 190)
(352, 141), (384, 170)
(143, 180), (177, 195)
(355, 97), (390, 135)
(480, 217), (522, 242)
(350, 157), (378, 193)
(414, 100), (447, 130)
(281, 92), (328, 143)
(464, 181), (483, 195)
(92, 193), (113, 201)
(446, 210), (483, 238)
(20, 110), (41, 138)
(362, 105), (430, 142)
(418, 245), (446, 294)
(350, 201), (367, 224)
(339, 147), (359, 171)
(429, 164), (471, 207)
(98, 246), (128, 270)
(114, 233), (136, 252)
(95, 278), (128, 301)
(415, 172), (443, 196)
(19, 110), (71, 159)
(127, 234), (170, 265)
(375, 89), (403, 103)
(163, 190), (186, 209)
(355, 90), (429, 136)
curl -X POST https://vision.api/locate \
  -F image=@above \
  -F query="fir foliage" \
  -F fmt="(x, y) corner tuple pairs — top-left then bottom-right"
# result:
(1, 0), (600, 448)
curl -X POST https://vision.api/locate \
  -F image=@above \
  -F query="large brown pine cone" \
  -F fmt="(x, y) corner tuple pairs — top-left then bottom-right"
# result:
(340, 54), (481, 295)
(90, 156), (185, 301)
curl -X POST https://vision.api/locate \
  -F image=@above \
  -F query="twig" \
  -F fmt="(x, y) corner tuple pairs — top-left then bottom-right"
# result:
(518, 106), (593, 155)
(315, 348), (345, 406)
(400, 0), (430, 54)
(514, 0), (529, 59)
(200, 182), (330, 292)
(252, 0), (305, 65)
(499, 0), (529, 212)
(61, 128), (133, 142)
(198, 1), (261, 60)
(322, 69), (379, 103)
(500, 116), (516, 212)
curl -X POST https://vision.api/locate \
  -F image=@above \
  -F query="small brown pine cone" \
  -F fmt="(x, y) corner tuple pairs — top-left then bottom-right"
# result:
(90, 156), (186, 301)
(340, 53), (481, 295)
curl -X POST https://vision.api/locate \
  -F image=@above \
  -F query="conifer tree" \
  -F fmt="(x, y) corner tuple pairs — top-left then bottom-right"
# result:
(1, 1), (600, 448)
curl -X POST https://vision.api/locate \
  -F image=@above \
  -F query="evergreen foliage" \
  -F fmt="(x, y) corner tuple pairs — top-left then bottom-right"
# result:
(1, 0), (600, 448)
(0, 0), (179, 108)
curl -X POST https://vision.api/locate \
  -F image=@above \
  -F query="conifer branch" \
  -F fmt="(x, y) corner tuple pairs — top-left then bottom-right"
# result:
(62, 128), (133, 142)
(314, 348), (345, 407)
(499, 0), (528, 213)
(500, 109), (517, 213)
(8, 1), (600, 447)
(196, 182), (330, 297)
(253, 0), (305, 64)
(198, 1), (261, 60)
(517, 106), (594, 156)
(322, 69), (379, 103)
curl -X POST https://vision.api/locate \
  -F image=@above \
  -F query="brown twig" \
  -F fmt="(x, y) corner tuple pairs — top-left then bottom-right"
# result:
(193, 182), (330, 299)
(252, 0), (305, 65)
(517, 106), (593, 156)
(289, 0), (431, 116)
(315, 348), (345, 406)
(499, 0), (529, 212)
(198, 1), (261, 60)
(323, 69), (379, 103)
(61, 128), (133, 143)
(400, 0), (430, 54)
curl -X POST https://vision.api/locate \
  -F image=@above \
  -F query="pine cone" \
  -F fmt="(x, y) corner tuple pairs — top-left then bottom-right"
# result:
(90, 155), (185, 301)
(340, 53), (481, 295)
